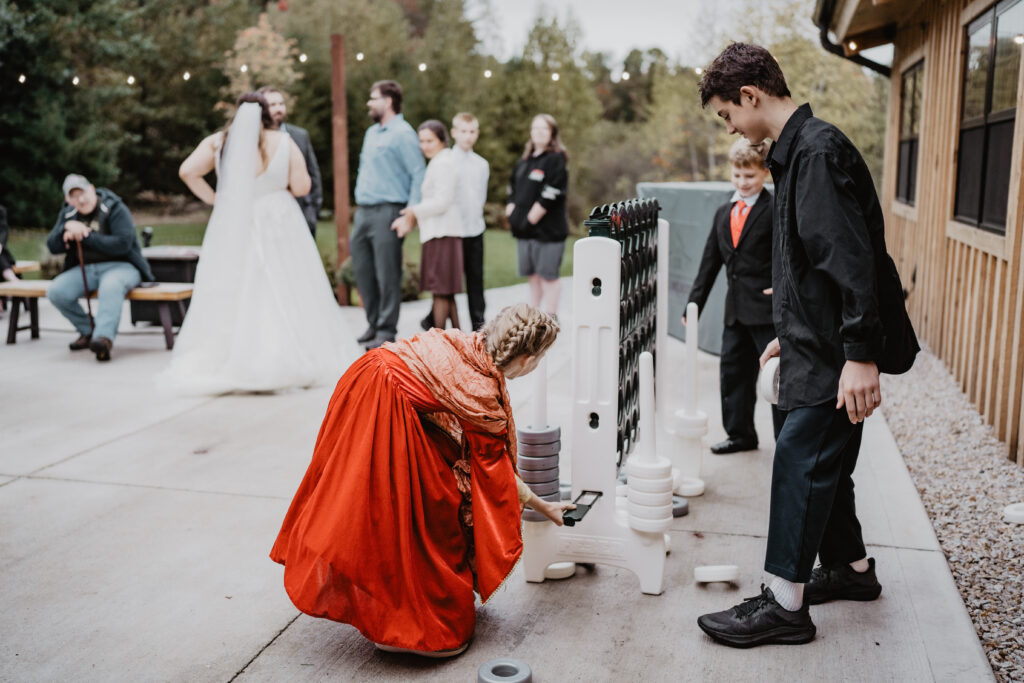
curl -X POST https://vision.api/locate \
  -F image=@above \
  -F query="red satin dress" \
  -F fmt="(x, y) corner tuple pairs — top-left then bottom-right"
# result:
(270, 348), (522, 651)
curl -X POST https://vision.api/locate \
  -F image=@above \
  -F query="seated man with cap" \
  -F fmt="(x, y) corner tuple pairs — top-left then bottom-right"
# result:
(46, 174), (154, 361)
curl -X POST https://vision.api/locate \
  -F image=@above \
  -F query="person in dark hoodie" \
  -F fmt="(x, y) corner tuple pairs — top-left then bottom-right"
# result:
(46, 174), (154, 361)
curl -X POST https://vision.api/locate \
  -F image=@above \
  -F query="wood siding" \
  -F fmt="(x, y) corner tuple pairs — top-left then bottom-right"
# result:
(882, 0), (1024, 465)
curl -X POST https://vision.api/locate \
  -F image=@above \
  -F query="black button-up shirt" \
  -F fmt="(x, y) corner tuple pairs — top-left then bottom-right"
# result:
(766, 104), (884, 410)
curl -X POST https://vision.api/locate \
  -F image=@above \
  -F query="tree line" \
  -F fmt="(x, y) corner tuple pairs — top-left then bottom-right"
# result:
(0, 0), (886, 228)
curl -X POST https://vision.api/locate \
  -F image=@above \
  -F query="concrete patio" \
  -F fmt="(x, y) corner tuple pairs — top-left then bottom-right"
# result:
(0, 282), (993, 682)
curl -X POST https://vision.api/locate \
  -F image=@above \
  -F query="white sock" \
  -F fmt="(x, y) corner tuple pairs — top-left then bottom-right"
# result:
(769, 576), (804, 611)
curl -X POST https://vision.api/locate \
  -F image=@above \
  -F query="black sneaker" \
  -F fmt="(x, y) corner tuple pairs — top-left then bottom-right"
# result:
(89, 336), (112, 362)
(357, 327), (377, 344)
(697, 585), (816, 648)
(804, 557), (882, 605)
(69, 334), (92, 351)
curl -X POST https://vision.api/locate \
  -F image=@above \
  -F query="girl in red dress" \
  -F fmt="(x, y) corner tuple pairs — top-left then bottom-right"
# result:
(270, 303), (570, 656)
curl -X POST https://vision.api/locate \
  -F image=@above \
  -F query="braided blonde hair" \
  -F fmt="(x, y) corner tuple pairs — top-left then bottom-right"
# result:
(482, 304), (560, 369)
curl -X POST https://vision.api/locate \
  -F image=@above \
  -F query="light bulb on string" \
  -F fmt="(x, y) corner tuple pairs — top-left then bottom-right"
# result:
(356, 52), (364, 61)
(299, 53), (308, 63)
(127, 75), (135, 85)
(18, 74), (26, 84)
(1015, 34), (1024, 45)
(621, 71), (630, 81)
(72, 76), (80, 86)
(183, 71), (191, 81)
(240, 64), (248, 73)
(419, 63), (427, 72)
(694, 67), (703, 75)
(551, 72), (560, 81)
(484, 69), (492, 78)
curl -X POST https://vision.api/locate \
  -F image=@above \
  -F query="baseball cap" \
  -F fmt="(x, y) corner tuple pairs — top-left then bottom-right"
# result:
(62, 174), (92, 197)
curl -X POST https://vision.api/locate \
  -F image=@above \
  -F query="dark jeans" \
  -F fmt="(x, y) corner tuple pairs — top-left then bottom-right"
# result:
(350, 203), (404, 337)
(462, 233), (485, 330)
(720, 322), (785, 443)
(764, 403), (867, 582)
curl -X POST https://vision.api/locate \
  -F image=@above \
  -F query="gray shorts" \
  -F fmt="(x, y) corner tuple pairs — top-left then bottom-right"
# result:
(517, 238), (565, 280)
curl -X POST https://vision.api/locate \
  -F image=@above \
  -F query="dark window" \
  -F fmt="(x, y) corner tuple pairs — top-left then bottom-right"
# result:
(954, 0), (1024, 233)
(897, 61), (923, 204)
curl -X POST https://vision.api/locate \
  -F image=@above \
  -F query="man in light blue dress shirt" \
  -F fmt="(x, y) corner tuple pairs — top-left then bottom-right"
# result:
(352, 80), (426, 349)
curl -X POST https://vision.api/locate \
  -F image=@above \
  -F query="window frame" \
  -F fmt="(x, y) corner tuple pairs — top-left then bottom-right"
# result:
(954, 0), (1023, 234)
(897, 60), (924, 205)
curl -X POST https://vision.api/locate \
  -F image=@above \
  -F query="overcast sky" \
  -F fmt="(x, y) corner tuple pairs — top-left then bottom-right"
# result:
(479, 0), (750, 65)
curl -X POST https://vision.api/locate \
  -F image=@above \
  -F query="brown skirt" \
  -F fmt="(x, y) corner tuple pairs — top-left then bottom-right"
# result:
(420, 236), (464, 295)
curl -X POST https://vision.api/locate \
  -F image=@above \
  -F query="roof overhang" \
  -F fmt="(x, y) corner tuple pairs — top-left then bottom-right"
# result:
(814, 0), (922, 55)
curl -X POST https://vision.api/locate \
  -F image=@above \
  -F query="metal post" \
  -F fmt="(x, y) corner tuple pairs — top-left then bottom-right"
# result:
(330, 34), (352, 305)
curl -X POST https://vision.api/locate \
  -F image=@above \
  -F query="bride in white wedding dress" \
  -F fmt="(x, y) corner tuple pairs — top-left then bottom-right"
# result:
(161, 93), (356, 394)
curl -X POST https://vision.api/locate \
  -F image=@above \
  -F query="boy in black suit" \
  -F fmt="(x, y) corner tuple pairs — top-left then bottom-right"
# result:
(687, 137), (782, 455)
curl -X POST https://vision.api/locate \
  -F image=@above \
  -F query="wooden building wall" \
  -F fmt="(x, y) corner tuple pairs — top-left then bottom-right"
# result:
(882, 0), (1024, 465)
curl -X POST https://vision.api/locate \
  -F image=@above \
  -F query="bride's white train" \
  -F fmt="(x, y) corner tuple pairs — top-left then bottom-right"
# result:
(160, 99), (356, 395)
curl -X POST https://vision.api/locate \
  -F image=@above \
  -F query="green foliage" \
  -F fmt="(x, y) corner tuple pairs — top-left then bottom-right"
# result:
(0, 0), (252, 226)
(3, 0), (888, 232)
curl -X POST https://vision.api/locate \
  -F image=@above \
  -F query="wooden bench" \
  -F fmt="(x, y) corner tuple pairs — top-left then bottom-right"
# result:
(0, 280), (193, 349)
(12, 260), (41, 275)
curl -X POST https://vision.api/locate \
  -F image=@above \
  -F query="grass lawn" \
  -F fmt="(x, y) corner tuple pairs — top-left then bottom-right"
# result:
(7, 222), (579, 292)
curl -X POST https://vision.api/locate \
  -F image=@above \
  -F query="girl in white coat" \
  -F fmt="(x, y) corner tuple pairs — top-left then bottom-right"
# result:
(392, 120), (464, 330)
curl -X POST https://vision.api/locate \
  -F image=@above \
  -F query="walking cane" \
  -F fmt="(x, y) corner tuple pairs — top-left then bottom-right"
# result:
(75, 239), (95, 335)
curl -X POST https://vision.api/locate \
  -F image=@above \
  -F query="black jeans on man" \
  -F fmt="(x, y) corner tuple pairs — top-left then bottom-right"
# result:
(350, 203), (404, 339)
(764, 403), (867, 582)
(720, 321), (785, 443)
(462, 233), (485, 330)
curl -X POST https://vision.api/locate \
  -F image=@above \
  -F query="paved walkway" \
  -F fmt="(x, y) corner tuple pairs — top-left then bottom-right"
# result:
(0, 283), (992, 682)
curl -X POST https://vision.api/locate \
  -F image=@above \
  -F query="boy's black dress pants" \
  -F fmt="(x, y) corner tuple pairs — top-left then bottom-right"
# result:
(764, 402), (868, 582)
(720, 321), (785, 443)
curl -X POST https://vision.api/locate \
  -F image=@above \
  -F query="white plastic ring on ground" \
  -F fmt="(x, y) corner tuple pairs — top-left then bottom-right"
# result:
(1004, 502), (1024, 524)
(627, 488), (673, 506)
(543, 561), (576, 580)
(628, 514), (672, 533)
(671, 410), (708, 438)
(626, 456), (672, 479)
(626, 475), (675, 494)
(758, 356), (780, 404)
(628, 501), (674, 520)
(676, 476), (705, 497)
(694, 564), (741, 583)
(478, 657), (533, 683)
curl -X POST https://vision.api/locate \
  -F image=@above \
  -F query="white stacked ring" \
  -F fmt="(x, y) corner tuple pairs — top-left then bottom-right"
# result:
(625, 456), (672, 480)
(627, 489), (673, 506)
(625, 475), (675, 494)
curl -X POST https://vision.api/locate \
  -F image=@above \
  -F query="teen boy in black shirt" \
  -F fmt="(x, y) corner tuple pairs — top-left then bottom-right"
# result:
(694, 42), (887, 648)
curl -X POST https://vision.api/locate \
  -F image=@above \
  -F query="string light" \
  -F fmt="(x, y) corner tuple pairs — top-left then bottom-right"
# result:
(1015, 34), (1024, 45)
(240, 64), (248, 73)
(183, 71), (191, 81)
(418, 62), (427, 71)
(694, 67), (703, 75)
(356, 52), (364, 61)
(484, 69), (492, 78)
(72, 76), (80, 86)
(18, 74), (26, 83)
(621, 71), (630, 81)
(551, 72), (560, 81)
(847, 40), (858, 51)
(127, 75), (135, 85)
(299, 53), (308, 63)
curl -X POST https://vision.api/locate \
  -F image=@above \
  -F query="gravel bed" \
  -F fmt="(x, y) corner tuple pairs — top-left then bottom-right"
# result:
(881, 346), (1024, 683)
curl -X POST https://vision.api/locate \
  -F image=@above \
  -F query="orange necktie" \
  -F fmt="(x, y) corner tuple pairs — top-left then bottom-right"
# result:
(730, 200), (750, 248)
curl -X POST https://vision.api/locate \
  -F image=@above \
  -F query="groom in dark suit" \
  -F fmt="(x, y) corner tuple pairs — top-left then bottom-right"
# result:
(259, 86), (323, 238)
(687, 137), (783, 454)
